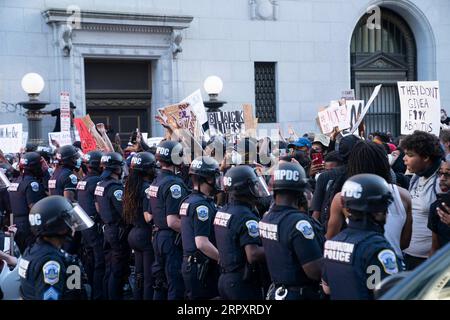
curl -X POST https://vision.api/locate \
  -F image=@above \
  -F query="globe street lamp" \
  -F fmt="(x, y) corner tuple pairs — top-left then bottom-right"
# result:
(17, 73), (49, 145)
(203, 75), (227, 112)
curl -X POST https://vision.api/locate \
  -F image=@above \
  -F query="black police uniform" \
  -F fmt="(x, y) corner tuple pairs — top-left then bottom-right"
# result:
(8, 175), (46, 254)
(127, 181), (155, 300)
(180, 190), (219, 300)
(48, 166), (78, 197)
(19, 239), (82, 300)
(147, 169), (189, 300)
(260, 205), (323, 300)
(95, 176), (130, 300)
(323, 220), (401, 300)
(76, 172), (105, 300)
(214, 200), (263, 300)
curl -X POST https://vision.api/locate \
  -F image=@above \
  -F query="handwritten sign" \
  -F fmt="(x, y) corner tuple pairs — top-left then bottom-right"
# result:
(181, 89), (208, 132)
(341, 89), (355, 101)
(0, 123), (23, 153)
(73, 118), (97, 153)
(48, 131), (72, 151)
(345, 100), (365, 132)
(60, 92), (71, 133)
(318, 102), (350, 134)
(158, 102), (197, 137)
(349, 84), (382, 134)
(398, 81), (441, 136)
(208, 111), (245, 137)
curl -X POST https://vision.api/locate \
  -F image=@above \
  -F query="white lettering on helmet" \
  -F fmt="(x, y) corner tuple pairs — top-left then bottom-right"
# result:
(191, 159), (203, 169)
(131, 157), (142, 165)
(223, 176), (232, 187)
(156, 147), (170, 156)
(101, 155), (111, 163)
(342, 180), (363, 199)
(274, 169), (299, 181)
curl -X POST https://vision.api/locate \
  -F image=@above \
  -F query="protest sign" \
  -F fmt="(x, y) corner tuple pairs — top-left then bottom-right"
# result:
(158, 102), (197, 137)
(243, 104), (258, 138)
(60, 92), (71, 133)
(318, 102), (350, 134)
(73, 118), (97, 153)
(341, 89), (355, 101)
(48, 131), (72, 151)
(0, 123), (23, 153)
(398, 81), (441, 136)
(208, 110), (245, 137)
(147, 137), (164, 147)
(181, 90), (208, 132)
(349, 84), (382, 134)
(22, 132), (28, 148)
(80, 115), (108, 151)
(345, 100), (364, 132)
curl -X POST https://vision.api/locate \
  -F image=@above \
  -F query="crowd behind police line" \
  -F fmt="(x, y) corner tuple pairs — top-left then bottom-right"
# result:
(0, 123), (450, 300)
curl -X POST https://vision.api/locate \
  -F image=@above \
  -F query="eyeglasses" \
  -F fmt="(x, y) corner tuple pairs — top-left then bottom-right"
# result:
(438, 171), (450, 178)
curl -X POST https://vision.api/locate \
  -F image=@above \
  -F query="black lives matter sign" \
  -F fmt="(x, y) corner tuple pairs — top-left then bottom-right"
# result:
(208, 111), (245, 137)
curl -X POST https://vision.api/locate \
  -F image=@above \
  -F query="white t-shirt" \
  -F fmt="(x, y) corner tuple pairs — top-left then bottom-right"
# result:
(404, 171), (440, 258)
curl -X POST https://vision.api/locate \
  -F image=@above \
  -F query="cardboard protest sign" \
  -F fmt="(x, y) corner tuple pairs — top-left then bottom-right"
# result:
(318, 102), (350, 134)
(0, 123), (23, 153)
(341, 90), (355, 101)
(349, 84), (382, 134)
(243, 104), (258, 138)
(73, 118), (97, 153)
(80, 115), (108, 151)
(208, 110), (245, 137)
(158, 102), (198, 137)
(181, 90), (208, 132)
(398, 81), (441, 136)
(345, 100), (365, 132)
(60, 92), (71, 133)
(48, 131), (72, 151)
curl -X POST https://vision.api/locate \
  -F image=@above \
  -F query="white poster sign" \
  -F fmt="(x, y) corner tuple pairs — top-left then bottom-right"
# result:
(147, 137), (164, 147)
(341, 89), (355, 101)
(317, 102), (350, 134)
(398, 81), (441, 136)
(181, 89), (208, 130)
(349, 84), (382, 134)
(0, 123), (23, 153)
(60, 91), (71, 133)
(48, 131), (72, 151)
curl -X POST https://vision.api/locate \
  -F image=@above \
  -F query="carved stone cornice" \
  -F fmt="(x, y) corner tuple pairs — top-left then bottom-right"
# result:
(86, 99), (151, 108)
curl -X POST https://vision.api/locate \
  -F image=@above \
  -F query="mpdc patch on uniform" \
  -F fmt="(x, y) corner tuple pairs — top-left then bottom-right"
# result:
(69, 174), (78, 185)
(196, 205), (209, 222)
(42, 260), (60, 285)
(377, 249), (398, 275)
(43, 286), (59, 300)
(31, 181), (40, 192)
(170, 184), (182, 199)
(246, 220), (260, 238)
(114, 190), (123, 201)
(296, 220), (315, 240)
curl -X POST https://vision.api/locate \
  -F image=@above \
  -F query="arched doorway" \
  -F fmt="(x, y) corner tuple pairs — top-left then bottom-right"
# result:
(351, 8), (417, 137)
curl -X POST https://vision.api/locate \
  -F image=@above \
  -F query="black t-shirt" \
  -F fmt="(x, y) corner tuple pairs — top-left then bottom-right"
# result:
(428, 200), (450, 247)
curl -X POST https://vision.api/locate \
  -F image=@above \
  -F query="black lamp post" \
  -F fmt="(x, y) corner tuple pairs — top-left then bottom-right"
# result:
(17, 73), (49, 145)
(203, 75), (226, 112)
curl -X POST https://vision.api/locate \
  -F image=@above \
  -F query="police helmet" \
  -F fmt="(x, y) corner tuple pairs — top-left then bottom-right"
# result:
(341, 174), (393, 213)
(19, 152), (42, 171)
(155, 140), (183, 166)
(83, 150), (103, 170)
(4, 154), (14, 165)
(130, 152), (156, 173)
(271, 161), (308, 192)
(56, 145), (80, 167)
(101, 152), (124, 170)
(223, 165), (270, 198)
(29, 195), (94, 237)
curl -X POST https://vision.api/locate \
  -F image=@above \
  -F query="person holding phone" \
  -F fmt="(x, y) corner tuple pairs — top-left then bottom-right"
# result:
(428, 159), (450, 255)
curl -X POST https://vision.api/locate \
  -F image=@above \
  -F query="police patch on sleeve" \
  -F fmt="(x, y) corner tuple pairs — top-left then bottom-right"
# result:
(377, 249), (399, 275)
(113, 190), (123, 202)
(42, 260), (61, 285)
(43, 286), (60, 300)
(170, 184), (182, 199)
(245, 220), (260, 238)
(295, 220), (315, 240)
(196, 205), (209, 222)
(30, 181), (40, 192)
(69, 174), (78, 185)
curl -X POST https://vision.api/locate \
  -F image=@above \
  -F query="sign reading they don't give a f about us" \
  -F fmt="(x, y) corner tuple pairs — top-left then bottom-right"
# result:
(398, 81), (441, 136)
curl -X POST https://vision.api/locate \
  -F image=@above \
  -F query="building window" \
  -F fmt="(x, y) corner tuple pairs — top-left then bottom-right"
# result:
(254, 62), (277, 123)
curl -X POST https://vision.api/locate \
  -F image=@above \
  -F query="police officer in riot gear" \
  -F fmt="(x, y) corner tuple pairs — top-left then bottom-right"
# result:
(147, 140), (189, 300)
(180, 156), (221, 300)
(49, 145), (82, 202)
(124, 152), (157, 300)
(76, 150), (105, 300)
(8, 152), (47, 254)
(94, 152), (130, 300)
(322, 174), (401, 300)
(214, 165), (268, 300)
(261, 161), (324, 300)
(19, 195), (94, 300)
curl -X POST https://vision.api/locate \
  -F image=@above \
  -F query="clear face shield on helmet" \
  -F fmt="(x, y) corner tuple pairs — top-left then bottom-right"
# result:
(250, 175), (271, 198)
(68, 204), (95, 232)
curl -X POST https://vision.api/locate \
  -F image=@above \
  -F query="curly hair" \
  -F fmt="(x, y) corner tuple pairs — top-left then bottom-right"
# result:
(123, 169), (145, 225)
(400, 131), (443, 161)
(440, 129), (450, 144)
(347, 140), (392, 183)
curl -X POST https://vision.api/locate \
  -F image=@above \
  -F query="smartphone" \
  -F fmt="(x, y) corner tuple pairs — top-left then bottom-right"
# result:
(311, 152), (324, 165)
(436, 193), (450, 212)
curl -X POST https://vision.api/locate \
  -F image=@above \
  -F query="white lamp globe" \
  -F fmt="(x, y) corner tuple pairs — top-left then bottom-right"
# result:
(21, 73), (45, 95)
(204, 76), (223, 95)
